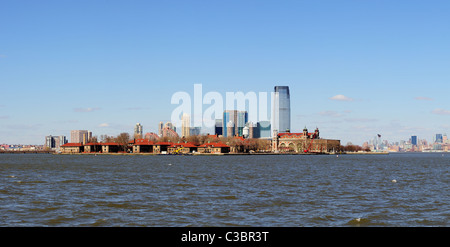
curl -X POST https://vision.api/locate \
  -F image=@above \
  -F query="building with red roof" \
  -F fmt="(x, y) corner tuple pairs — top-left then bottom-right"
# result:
(197, 142), (230, 154)
(168, 142), (198, 154)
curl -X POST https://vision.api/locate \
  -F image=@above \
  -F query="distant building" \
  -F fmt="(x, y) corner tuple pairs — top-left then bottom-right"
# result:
(158, 121), (164, 137)
(45, 135), (67, 150)
(70, 130), (92, 144)
(272, 127), (340, 153)
(435, 134), (443, 143)
(161, 121), (179, 138)
(223, 110), (248, 137)
(215, 119), (223, 136)
(272, 86), (291, 133)
(134, 123), (143, 138)
(411, 136), (418, 146)
(189, 127), (201, 136)
(182, 113), (190, 137)
(258, 121), (272, 138)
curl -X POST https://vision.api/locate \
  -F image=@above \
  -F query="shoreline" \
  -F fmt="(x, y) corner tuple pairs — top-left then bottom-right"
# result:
(50, 151), (390, 156)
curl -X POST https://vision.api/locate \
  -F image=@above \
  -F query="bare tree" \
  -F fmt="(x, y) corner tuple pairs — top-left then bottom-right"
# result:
(115, 132), (131, 152)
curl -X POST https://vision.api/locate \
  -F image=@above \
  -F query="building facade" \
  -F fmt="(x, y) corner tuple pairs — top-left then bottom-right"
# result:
(223, 110), (248, 137)
(272, 86), (290, 133)
(182, 113), (190, 137)
(134, 123), (143, 138)
(45, 135), (67, 150)
(272, 127), (340, 153)
(70, 130), (92, 144)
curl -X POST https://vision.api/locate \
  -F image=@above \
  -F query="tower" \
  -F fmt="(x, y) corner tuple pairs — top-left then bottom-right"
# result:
(134, 123), (143, 138)
(272, 86), (290, 133)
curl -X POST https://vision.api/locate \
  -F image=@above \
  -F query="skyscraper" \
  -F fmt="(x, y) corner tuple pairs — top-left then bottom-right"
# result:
(223, 110), (248, 137)
(71, 130), (92, 144)
(134, 123), (143, 138)
(411, 135), (418, 146)
(158, 121), (164, 137)
(182, 113), (191, 137)
(272, 86), (290, 133)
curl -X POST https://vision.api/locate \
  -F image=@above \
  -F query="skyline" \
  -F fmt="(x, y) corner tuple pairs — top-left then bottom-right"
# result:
(1, 1), (450, 145)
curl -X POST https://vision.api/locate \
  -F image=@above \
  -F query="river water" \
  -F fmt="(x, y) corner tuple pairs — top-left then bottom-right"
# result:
(0, 153), (448, 227)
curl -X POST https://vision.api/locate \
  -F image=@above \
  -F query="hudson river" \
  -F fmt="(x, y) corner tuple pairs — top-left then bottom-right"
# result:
(0, 153), (448, 226)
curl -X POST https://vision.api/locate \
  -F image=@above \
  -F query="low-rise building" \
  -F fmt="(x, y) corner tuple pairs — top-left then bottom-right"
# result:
(197, 142), (230, 154)
(60, 143), (84, 153)
(168, 142), (198, 154)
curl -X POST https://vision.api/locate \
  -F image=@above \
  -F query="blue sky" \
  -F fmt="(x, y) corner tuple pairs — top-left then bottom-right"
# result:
(1, 0), (449, 145)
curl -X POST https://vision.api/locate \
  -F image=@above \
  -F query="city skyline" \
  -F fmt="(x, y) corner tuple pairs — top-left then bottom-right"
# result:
(1, 1), (450, 145)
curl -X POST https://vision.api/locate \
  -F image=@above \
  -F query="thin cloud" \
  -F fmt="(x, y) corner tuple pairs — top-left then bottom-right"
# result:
(432, 108), (450, 115)
(99, 123), (110, 127)
(319, 110), (342, 117)
(330, 95), (353, 102)
(74, 107), (101, 112)
(414, 97), (433, 101)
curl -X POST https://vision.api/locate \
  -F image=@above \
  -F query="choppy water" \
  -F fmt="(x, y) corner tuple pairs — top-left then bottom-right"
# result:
(0, 153), (448, 226)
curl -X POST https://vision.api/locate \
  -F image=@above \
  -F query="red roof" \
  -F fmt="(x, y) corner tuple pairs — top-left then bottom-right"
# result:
(278, 133), (312, 138)
(170, 142), (198, 148)
(102, 142), (120, 146)
(198, 142), (230, 148)
(85, 142), (102, 146)
(134, 139), (154, 145)
(154, 142), (172, 146)
(61, 143), (83, 147)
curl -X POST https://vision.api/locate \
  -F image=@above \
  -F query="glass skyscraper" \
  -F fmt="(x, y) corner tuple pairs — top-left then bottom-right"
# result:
(272, 86), (291, 133)
(223, 110), (248, 137)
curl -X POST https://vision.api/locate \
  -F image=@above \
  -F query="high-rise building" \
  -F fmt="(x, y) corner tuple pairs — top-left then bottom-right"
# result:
(45, 135), (67, 150)
(223, 110), (248, 137)
(158, 121), (164, 137)
(435, 134), (443, 143)
(71, 130), (92, 144)
(272, 86), (290, 133)
(134, 123), (143, 138)
(411, 135), (418, 146)
(215, 119), (223, 136)
(182, 113), (191, 137)
(258, 121), (272, 138)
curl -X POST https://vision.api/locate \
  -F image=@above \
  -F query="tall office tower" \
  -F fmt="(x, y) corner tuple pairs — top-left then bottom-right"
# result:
(272, 86), (291, 133)
(181, 113), (191, 137)
(411, 136), (418, 146)
(158, 121), (164, 137)
(71, 130), (91, 144)
(258, 121), (271, 138)
(134, 123), (143, 138)
(215, 119), (223, 135)
(223, 110), (248, 137)
(435, 134), (443, 143)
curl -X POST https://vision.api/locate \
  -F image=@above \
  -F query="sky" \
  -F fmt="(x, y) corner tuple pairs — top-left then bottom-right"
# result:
(1, 0), (450, 145)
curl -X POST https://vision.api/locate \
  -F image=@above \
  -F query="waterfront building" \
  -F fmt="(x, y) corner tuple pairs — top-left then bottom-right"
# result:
(60, 143), (84, 153)
(272, 86), (290, 133)
(272, 127), (340, 153)
(197, 142), (230, 154)
(223, 110), (248, 137)
(70, 130), (92, 144)
(134, 123), (143, 138)
(182, 113), (190, 137)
